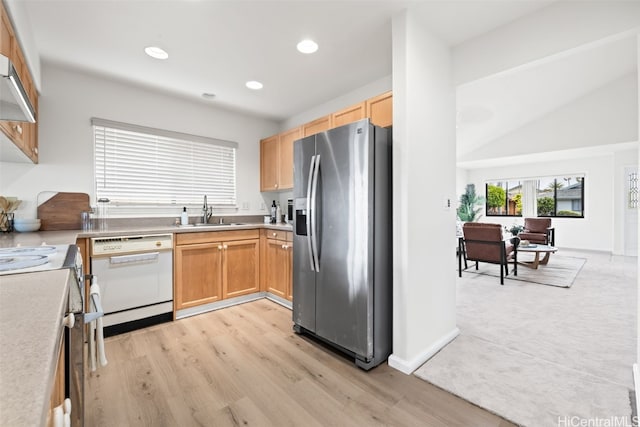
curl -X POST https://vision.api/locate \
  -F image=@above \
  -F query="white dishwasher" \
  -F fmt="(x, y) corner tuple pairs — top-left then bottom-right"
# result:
(91, 234), (173, 336)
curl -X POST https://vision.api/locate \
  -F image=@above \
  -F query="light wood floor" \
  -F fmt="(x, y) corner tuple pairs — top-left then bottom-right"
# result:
(86, 299), (514, 426)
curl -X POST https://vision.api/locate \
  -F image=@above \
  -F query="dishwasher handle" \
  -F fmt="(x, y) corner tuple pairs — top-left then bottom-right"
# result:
(108, 252), (160, 265)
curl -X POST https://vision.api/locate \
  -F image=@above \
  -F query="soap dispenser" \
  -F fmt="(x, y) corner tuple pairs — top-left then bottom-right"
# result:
(181, 207), (189, 226)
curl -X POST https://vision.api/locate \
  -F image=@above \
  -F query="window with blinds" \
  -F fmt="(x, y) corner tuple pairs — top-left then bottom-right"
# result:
(93, 118), (237, 206)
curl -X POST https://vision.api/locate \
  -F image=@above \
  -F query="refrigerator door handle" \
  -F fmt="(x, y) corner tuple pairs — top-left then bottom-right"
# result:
(310, 154), (321, 272)
(306, 155), (317, 271)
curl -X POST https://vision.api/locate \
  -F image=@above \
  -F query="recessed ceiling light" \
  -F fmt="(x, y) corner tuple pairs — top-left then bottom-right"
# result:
(202, 93), (216, 100)
(246, 80), (263, 90)
(144, 46), (169, 60)
(297, 39), (318, 54)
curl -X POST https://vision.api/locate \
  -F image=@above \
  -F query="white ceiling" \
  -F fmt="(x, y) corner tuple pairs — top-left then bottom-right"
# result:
(20, 0), (555, 122)
(456, 34), (638, 158)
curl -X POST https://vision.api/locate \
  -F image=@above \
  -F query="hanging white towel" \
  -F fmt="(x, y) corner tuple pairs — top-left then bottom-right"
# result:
(88, 278), (107, 371)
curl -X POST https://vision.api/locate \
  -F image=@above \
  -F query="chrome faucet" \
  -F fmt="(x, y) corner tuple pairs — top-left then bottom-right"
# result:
(202, 195), (213, 224)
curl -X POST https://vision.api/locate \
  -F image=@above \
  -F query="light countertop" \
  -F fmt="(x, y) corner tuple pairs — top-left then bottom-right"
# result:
(0, 269), (70, 427)
(0, 222), (292, 248)
(0, 221), (293, 425)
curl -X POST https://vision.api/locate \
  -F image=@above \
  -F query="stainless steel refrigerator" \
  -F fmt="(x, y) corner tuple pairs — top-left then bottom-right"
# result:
(292, 118), (392, 370)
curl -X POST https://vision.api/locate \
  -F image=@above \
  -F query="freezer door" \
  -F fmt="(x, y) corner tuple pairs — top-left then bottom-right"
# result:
(314, 120), (375, 359)
(292, 135), (317, 331)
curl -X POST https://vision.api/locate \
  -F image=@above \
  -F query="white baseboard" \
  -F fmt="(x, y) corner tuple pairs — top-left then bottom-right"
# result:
(175, 292), (292, 319)
(388, 327), (460, 375)
(633, 364), (639, 416)
(264, 293), (292, 309)
(175, 292), (267, 319)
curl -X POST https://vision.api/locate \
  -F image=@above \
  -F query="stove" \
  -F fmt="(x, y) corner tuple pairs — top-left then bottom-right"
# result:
(0, 244), (73, 275)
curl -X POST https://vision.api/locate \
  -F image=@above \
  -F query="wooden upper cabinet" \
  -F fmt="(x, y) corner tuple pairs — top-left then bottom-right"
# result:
(0, 6), (11, 57)
(278, 126), (300, 190)
(302, 115), (331, 137)
(260, 92), (391, 192)
(366, 91), (392, 128)
(260, 126), (300, 192)
(332, 102), (365, 128)
(0, 1), (39, 164)
(260, 135), (279, 192)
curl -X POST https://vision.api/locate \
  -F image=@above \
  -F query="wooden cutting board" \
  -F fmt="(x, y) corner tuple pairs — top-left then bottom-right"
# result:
(37, 192), (91, 231)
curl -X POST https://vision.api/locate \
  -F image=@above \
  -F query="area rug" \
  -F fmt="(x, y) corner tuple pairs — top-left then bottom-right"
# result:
(418, 251), (637, 426)
(460, 255), (586, 288)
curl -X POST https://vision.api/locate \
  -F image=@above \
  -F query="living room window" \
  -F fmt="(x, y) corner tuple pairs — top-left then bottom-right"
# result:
(93, 118), (237, 211)
(486, 175), (584, 218)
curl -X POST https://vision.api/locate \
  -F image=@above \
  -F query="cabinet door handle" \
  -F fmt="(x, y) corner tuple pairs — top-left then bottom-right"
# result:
(223, 244), (228, 250)
(272, 232), (277, 237)
(13, 124), (22, 135)
(218, 245), (223, 250)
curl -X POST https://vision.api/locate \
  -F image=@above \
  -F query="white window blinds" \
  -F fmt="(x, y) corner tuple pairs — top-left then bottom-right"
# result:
(93, 118), (237, 206)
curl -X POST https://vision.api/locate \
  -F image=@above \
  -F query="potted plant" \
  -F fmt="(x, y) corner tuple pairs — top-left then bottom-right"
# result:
(507, 224), (524, 236)
(457, 184), (485, 222)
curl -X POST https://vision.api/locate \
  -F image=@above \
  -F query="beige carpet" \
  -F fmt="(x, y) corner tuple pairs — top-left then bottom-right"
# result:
(461, 254), (585, 288)
(416, 251), (637, 427)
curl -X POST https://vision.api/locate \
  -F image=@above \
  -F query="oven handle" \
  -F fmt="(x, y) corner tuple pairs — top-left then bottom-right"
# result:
(108, 252), (160, 264)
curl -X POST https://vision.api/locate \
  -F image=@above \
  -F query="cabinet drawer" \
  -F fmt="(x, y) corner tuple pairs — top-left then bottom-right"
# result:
(176, 229), (260, 245)
(262, 229), (291, 241)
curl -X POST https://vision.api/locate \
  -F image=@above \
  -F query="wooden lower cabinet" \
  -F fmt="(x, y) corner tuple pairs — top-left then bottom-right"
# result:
(175, 243), (224, 309)
(261, 229), (293, 301)
(174, 230), (260, 311)
(285, 240), (293, 301)
(223, 239), (260, 299)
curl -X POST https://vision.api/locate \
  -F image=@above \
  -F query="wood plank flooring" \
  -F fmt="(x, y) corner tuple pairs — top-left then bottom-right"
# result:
(86, 299), (514, 426)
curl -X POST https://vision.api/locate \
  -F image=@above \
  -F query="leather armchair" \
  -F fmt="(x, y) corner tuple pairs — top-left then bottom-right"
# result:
(458, 222), (517, 285)
(519, 218), (555, 246)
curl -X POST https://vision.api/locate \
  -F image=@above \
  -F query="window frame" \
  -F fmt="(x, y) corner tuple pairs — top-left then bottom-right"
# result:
(92, 118), (238, 212)
(485, 175), (585, 219)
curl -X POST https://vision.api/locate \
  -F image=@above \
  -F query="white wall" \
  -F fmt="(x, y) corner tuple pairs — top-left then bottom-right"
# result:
(388, 8), (457, 374)
(0, 63), (279, 218)
(459, 73), (638, 164)
(464, 153), (628, 252)
(453, 1), (640, 86)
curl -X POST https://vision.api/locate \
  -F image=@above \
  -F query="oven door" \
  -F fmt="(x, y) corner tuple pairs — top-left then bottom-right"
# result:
(67, 310), (85, 427)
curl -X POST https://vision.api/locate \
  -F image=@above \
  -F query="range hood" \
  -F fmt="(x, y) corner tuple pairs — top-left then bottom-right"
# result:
(0, 54), (35, 123)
